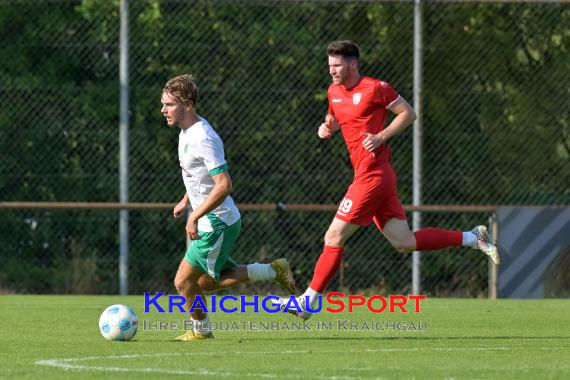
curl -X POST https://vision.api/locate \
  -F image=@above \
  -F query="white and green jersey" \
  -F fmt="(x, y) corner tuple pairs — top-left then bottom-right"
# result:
(178, 116), (240, 232)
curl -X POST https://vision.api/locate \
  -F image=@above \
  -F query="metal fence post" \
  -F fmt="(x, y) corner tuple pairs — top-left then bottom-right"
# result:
(119, 0), (130, 295)
(412, 0), (424, 296)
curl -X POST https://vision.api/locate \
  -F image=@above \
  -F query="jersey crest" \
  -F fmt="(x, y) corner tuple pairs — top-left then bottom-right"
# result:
(352, 93), (361, 105)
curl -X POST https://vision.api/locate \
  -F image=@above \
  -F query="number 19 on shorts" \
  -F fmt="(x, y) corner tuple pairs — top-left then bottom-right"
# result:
(338, 197), (353, 215)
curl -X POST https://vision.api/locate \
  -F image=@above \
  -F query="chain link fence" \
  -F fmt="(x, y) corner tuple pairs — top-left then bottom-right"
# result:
(1, 0), (569, 296)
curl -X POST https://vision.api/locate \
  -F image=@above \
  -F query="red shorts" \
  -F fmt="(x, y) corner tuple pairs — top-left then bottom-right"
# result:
(335, 162), (407, 230)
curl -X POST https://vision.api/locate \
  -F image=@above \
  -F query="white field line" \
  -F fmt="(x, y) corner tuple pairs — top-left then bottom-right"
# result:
(36, 351), (368, 380)
(35, 347), (565, 378)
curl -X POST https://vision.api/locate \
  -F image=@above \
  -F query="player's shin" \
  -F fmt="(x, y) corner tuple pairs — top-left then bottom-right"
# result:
(309, 245), (344, 293)
(414, 228), (462, 251)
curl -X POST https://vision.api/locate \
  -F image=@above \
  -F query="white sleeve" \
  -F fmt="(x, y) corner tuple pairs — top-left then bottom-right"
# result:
(198, 134), (227, 173)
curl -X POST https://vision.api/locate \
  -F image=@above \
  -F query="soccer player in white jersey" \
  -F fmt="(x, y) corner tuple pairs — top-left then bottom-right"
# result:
(161, 74), (296, 341)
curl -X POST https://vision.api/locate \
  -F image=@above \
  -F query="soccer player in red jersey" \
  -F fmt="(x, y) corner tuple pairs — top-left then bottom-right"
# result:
(282, 40), (500, 320)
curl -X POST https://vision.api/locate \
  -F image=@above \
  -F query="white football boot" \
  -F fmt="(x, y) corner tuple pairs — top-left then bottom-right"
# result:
(471, 225), (500, 265)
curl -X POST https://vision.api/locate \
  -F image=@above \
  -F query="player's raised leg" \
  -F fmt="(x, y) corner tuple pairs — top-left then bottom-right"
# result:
(380, 218), (500, 265)
(197, 258), (296, 294)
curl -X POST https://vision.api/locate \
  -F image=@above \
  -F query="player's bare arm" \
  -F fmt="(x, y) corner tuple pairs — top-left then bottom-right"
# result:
(185, 171), (233, 240)
(361, 97), (417, 153)
(173, 192), (190, 218)
(318, 114), (340, 139)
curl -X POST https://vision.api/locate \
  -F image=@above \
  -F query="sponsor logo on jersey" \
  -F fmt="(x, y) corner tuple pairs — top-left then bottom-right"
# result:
(332, 98), (342, 103)
(352, 93), (361, 105)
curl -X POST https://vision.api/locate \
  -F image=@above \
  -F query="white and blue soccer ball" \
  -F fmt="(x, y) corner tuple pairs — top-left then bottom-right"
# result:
(99, 304), (138, 341)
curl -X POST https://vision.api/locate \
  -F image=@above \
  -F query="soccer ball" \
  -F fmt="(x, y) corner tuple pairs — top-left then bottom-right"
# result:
(98, 304), (138, 341)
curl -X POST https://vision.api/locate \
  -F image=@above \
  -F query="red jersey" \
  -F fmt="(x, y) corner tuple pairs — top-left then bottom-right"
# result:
(327, 76), (399, 178)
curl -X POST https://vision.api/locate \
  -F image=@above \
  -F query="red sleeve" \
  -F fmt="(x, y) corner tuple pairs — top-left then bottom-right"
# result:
(373, 80), (399, 108)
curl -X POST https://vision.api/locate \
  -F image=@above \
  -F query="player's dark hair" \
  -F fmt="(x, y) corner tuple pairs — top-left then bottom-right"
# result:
(327, 40), (360, 60)
(163, 74), (199, 107)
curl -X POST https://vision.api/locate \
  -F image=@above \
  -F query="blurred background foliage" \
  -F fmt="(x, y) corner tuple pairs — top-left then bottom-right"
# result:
(0, 0), (568, 295)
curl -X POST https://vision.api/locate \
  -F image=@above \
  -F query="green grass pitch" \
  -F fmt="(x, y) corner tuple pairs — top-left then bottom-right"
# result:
(0, 295), (568, 379)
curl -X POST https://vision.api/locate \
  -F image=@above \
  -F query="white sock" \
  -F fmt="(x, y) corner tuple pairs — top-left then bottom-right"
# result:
(247, 263), (276, 282)
(462, 231), (478, 248)
(302, 287), (322, 310)
(192, 314), (211, 336)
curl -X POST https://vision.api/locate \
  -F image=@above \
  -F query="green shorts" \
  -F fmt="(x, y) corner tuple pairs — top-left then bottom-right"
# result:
(184, 219), (241, 283)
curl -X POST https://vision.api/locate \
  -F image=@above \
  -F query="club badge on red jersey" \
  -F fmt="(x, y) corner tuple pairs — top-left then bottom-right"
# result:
(352, 93), (361, 105)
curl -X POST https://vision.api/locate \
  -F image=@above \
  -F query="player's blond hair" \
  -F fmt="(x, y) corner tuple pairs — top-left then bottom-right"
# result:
(163, 74), (199, 107)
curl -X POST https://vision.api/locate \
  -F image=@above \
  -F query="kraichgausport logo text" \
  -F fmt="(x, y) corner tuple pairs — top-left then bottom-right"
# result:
(143, 292), (426, 315)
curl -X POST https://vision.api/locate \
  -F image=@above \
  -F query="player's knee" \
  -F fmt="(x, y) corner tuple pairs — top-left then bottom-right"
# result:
(392, 240), (415, 254)
(197, 276), (214, 291)
(324, 229), (342, 246)
(174, 278), (185, 292)
(174, 277), (195, 293)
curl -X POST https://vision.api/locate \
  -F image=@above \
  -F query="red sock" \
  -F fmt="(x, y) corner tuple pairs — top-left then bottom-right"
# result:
(414, 228), (462, 251)
(309, 245), (344, 293)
